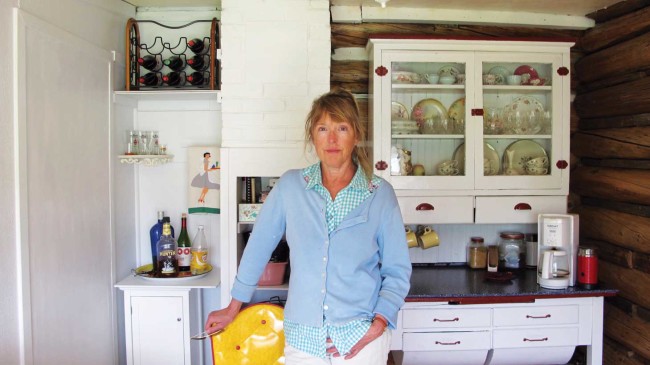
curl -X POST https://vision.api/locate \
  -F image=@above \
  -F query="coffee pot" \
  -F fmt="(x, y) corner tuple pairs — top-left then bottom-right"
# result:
(538, 249), (570, 289)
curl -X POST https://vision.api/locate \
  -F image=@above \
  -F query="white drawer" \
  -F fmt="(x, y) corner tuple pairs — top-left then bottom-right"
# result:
(493, 327), (578, 348)
(403, 331), (491, 351)
(402, 308), (492, 329)
(493, 305), (579, 327)
(398, 196), (474, 224)
(474, 196), (566, 223)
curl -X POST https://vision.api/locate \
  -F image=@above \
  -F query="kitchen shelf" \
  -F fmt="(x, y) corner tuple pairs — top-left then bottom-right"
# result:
(118, 154), (174, 166)
(114, 90), (221, 102)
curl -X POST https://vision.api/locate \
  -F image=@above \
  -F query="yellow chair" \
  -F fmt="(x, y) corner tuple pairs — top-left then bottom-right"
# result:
(211, 303), (285, 365)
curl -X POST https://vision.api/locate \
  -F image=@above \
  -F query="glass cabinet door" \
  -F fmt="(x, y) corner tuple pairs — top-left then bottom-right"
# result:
(378, 51), (476, 190)
(474, 52), (566, 190)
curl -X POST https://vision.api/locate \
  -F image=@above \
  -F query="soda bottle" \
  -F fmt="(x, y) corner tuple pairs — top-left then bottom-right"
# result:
(190, 225), (209, 275)
(156, 222), (178, 277)
(176, 213), (192, 272)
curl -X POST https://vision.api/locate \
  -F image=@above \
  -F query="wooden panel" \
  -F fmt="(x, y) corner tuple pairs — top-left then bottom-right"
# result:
(576, 205), (650, 254)
(579, 238), (632, 268)
(577, 71), (648, 94)
(581, 5), (650, 53)
(587, 0), (650, 24)
(578, 113), (650, 130)
(571, 127), (650, 159)
(574, 76), (650, 119)
(603, 336), (646, 365)
(570, 167), (650, 206)
(575, 32), (650, 84)
(604, 302), (650, 360)
(600, 260), (650, 309)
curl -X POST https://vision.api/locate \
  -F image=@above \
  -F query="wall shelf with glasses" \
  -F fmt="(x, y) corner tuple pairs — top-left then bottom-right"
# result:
(118, 154), (174, 166)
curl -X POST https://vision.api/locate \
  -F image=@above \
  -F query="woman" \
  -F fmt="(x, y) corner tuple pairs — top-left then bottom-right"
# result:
(205, 89), (411, 364)
(190, 152), (220, 203)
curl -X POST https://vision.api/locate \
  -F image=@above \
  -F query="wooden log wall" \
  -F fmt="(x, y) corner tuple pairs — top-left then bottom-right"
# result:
(573, 1), (650, 363)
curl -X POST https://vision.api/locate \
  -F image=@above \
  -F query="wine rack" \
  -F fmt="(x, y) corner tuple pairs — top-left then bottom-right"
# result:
(125, 18), (221, 91)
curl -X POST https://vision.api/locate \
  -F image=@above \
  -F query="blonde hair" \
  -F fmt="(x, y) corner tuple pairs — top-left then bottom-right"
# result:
(304, 88), (373, 180)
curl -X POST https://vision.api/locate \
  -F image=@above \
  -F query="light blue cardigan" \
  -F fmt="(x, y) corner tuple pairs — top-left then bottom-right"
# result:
(231, 168), (411, 328)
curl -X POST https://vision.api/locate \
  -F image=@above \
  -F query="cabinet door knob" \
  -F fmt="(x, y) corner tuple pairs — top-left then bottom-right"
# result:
(375, 65), (388, 76)
(471, 108), (484, 116)
(557, 67), (570, 76)
(177, 318), (182, 322)
(556, 160), (568, 169)
(514, 203), (532, 210)
(375, 160), (388, 170)
(416, 203), (435, 211)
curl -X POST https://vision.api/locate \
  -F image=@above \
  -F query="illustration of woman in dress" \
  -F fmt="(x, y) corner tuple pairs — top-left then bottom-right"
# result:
(191, 152), (220, 203)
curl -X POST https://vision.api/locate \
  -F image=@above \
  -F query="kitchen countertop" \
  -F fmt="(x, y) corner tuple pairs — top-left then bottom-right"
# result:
(407, 264), (617, 304)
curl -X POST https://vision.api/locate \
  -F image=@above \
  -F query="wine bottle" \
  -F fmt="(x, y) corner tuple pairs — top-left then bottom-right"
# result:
(149, 211), (165, 269)
(187, 54), (210, 71)
(137, 55), (162, 71)
(186, 72), (208, 86)
(187, 38), (209, 55)
(162, 72), (186, 87)
(156, 222), (178, 277)
(176, 213), (192, 272)
(139, 72), (163, 87)
(163, 56), (186, 72)
(190, 225), (209, 275)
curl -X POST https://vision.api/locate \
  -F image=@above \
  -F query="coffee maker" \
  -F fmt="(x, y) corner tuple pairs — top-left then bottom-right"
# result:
(537, 214), (579, 289)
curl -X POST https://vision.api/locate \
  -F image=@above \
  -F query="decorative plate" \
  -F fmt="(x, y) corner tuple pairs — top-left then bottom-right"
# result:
(488, 66), (510, 85)
(412, 98), (449, 134)
(133, 263), (212, 281)
(502, 139), (548, 175)
(448, 98), (466, 134)
(502, 96), (545, 134)
(452, 142), (500, 175)
(391, 101), (409, 120)
(438, 64), (462, 78)
(514, 65), (540, 79)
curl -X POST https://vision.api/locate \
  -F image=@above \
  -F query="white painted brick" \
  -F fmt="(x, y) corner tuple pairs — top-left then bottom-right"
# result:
(286, 126), (307, 142)
(309, 24), (331, 40)
(223, 83), (264, 98)
(264, 111), (307, 125)
(222, 112), (264, 124)
(221, 99), (244, 113)
(307, 68), (330, 84)
(264, 83), (309, 97)
(309, 53), (331, 69)
(241, 126), (286, 141)
(310, 0), (330, 10)
(285, 96), (313, 111)
(245, 99), (286, 113)
(307, 8), (331, 23)
(309, 40), (332, 60)
(221, 128), (243, 143)
(308, 84), (331, 97)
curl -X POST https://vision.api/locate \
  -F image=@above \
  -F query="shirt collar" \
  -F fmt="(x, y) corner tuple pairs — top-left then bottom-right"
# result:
(303, 162), (370, 192)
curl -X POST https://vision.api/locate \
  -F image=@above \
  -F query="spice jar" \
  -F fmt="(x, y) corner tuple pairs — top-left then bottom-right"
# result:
(498, 232), (525, 270)
(467, 237), (487, 269)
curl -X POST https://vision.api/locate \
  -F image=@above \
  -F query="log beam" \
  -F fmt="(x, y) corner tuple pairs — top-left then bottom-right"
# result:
(578, 112), (650, 130)
(574, 76), (650, 119)
(571, 127), (650, 159)
(604, 302), (650, 361)
(571, 166), (650, 206)
(587, 0), (650, 24)
(581, 5), (650, 53)
(600, 260), (650, 309)
(576, 205), (650, 254)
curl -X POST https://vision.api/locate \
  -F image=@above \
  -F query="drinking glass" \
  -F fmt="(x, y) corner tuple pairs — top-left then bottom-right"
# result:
(139, 131), (150, 155)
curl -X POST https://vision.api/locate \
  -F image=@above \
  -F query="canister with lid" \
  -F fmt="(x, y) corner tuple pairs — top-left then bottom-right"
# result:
(467, 236), (487, 269)
(578, 247), (598, 289)
(498, 231), (525, 270)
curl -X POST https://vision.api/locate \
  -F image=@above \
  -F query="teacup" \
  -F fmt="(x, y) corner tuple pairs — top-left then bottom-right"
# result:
(526, 156), (549, 168)
(439, 76), (456, 85)
(456, 74), (466, 85)
(437, 160), (459, 176)
(482, 74), (497, 85)
(423, 74), (440, 84)
(506, 75), (522, 85)
(405, 227), (418, 248)
(525, 166), (548, 175)
(418, 226), (440, 249)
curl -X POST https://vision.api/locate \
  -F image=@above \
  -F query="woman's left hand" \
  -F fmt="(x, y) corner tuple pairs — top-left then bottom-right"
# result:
(343, 315), (388, 360)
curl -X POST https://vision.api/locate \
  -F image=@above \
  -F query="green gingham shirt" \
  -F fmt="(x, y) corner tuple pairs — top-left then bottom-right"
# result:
(283, 162), (383, 358)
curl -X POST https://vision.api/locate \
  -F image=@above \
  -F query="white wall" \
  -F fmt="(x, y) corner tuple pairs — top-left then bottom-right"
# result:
(220, 0), (331, 148)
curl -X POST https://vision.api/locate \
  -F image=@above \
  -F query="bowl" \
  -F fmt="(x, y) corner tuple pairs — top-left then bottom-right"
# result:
(391, 71), (422, 84)
(439, 76), (456, 85)
(258, 261), (288, 286)
(423, 74), (439, 84)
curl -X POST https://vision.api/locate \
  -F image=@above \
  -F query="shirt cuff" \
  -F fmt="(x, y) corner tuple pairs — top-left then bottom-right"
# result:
(230, 275), (257, 303)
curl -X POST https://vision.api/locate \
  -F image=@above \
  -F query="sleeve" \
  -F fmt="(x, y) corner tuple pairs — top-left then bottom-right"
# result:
(230, 175), (288, 302)
(373, 184), (412, 328)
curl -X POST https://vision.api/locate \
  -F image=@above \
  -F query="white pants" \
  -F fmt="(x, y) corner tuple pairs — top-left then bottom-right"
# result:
(284, 330), (392, 365)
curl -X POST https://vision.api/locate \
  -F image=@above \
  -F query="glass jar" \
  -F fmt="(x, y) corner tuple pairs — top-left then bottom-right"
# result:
(498, 232), (525, 270)
(467, 236), (487, 269)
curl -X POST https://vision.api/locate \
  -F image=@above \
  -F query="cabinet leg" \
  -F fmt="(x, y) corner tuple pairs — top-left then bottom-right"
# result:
(586, 297), (604, 365)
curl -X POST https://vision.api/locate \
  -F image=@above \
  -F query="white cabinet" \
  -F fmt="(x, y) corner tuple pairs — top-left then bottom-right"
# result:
(367, 38), (574, 223)
(394, 297), (604, 365)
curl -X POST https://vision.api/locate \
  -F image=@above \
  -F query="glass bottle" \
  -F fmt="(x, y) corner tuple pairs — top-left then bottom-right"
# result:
(163, 56), (186, 72)
(138, 72), (163, 86)
(190, 225), (209, 275)
(467, 236), (487, 269)
(498, 231), (525, 270)
(187, 72), (208, 86)
(162, 72), (186, 87)
(137, 55), (162, 71)
(187, 54), (210, 71)
(149, 211), (164, 269)
(156, 222), (178, 277)
(176, 213), (192, 272)
(188, 38), (209, 54)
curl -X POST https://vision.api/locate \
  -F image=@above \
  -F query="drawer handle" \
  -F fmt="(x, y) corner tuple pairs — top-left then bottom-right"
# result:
(526, 314), (551, 319)
(435, 341), (461, 345)
(416, 203), (435, 211)
(514, 203), (532, 210)
(433, 317), (459, 322)
(523, 337), (549, 342)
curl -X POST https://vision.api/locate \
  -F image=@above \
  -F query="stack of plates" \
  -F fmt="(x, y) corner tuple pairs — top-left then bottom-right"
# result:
(392, 120), (419, 135)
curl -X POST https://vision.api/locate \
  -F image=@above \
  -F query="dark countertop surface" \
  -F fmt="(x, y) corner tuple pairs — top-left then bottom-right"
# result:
(406, 264), (618, 304)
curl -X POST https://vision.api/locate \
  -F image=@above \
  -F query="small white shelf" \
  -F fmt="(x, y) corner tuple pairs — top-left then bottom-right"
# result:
(118, 154), (174, 166)
(113, 90), (221, 103)
(392, 134), (465, 139)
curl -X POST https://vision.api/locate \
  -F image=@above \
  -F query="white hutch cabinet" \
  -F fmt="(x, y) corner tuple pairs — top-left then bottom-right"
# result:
(367, 38), (574, 226)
